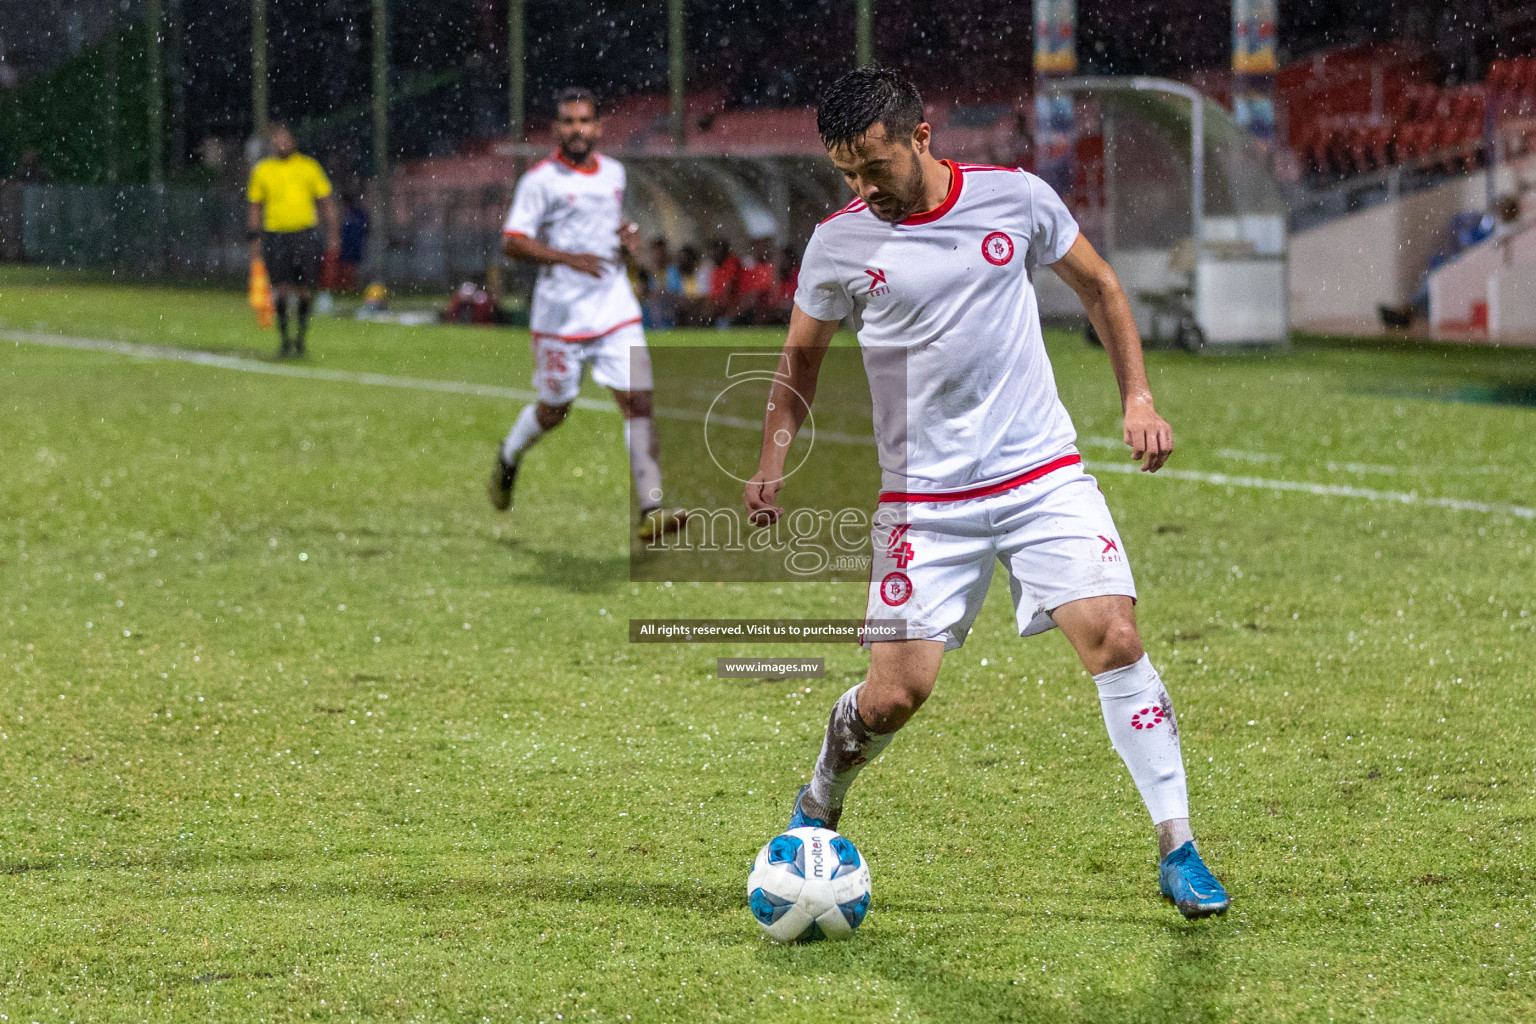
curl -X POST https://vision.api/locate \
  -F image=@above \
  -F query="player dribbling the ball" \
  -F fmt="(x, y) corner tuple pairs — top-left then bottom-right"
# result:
(491, 86), (686, 541)
(743, 68), (1230, 919)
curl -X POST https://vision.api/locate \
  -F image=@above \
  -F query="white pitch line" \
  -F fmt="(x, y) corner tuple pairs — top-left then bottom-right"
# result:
(2, 328), (883, 444)
(1, 328), (616, 412)
(8, 328), (1533, 520)
(1085, 460), (1535, 519)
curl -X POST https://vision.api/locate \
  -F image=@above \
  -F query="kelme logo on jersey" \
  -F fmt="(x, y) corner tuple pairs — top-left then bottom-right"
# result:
(863, 268), (891, 297)
(982, 231), (1015, 266)
(879, 571), (913, 606)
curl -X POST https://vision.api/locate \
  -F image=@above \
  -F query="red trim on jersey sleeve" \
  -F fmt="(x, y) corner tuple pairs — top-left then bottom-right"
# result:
(877, 454), (1081, 503)
(900, 161), (964, 226)
(530, 317), (642, 343)
(502, 229), (531, 238)
(956, 162), (1020, 173)
(554, 151), (602, 175)
(818, 198), (868, 225)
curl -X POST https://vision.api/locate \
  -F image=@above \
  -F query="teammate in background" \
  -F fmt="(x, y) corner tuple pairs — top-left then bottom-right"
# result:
(491, 87), (686, 541)
(745, 68), (1231, 918)
(246, 125), (339, 358)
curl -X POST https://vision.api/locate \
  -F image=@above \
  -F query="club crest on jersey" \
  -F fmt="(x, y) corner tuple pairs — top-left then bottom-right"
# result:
(982, 231), (1015, 266)
(863, 268), (891, 297)
(879, 571), (913, 606)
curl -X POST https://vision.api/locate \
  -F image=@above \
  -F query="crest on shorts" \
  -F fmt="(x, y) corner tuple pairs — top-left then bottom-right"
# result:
(879, 571), (913, 606)
(982, 231), (1015, 266)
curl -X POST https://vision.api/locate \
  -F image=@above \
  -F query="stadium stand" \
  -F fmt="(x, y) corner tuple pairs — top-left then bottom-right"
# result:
(1283, 44), (1536, 185)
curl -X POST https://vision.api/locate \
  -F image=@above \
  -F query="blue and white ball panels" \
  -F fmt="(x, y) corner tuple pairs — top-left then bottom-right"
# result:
(747, 826), (872, 942)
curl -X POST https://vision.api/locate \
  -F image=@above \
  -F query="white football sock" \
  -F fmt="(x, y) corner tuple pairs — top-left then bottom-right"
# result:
(804, 684), (897, 821)
(1094, 654), (1190, 824)
(500, 405), (545, 465)
(624, 416), (664, 509)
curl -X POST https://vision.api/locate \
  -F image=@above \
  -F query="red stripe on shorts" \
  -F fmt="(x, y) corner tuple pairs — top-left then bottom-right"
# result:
(530, 317), (642, 343)
(877, 454), (1082, 503)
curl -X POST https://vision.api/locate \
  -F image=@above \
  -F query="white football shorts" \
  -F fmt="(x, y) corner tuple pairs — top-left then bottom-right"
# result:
(862, 456), (1137, 649)
(531, 321), (653, 405)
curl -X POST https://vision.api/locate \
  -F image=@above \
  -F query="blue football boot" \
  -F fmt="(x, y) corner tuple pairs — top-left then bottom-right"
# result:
(787, 784), (841, 832)
(1159, 840), (1230, 918)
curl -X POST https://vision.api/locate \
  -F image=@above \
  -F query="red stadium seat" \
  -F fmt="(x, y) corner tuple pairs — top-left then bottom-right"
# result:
(1515, 58), (1536, 99)
(1401, 84), (1439, 122)
(1347, 125), (1371, 174)
(1449, 87), (1486, 124)
(1304, 126), (1334, 177)
(1488, 60), (1514, 96)
(1393, 121), (1428, 160)
(1366, 124), (1394, 169)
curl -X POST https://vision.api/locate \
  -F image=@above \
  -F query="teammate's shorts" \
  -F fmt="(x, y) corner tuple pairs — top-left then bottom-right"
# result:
(531, 321), (652, 405)
(261, 228), (323, 287)
(863, 456), (1136, 650)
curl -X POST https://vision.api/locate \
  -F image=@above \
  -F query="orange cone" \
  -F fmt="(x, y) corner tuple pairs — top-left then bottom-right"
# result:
(249, 258), (275, 329)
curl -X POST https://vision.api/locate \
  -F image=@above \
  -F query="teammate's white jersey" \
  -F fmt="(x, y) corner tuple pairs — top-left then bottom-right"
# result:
(794, 161), (1081, 496)
(503, 152), (642, 340)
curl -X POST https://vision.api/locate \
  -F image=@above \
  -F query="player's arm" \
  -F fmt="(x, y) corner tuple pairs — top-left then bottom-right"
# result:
(502, 231), (606, 278)
(743, 305), (840, 525)
(1051, 234), (1173, 473)
(246, 201), (263, 262)
(245, 164), (265, 262)
(500, 171), (605, 277)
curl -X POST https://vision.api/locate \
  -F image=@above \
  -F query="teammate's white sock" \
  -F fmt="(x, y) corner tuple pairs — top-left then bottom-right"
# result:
(804, 684), (897, 822)
(500, 405), (545, 465)
(1094, 654), (1190, 824)
(624, 416), (664, 508)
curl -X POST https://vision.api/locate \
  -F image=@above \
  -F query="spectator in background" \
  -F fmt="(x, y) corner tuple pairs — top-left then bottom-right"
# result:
(641, 237), (678, 329)
(336, 195), (371, 292)
(675, 245), (711, 327)
(706, 238), (743, 326)
(765, 243), (800, 325)
(734, 237), (779, 325)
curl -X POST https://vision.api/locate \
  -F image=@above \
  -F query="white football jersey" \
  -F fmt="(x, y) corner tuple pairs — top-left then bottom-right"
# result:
(503, 152), (642, 340)
(794, 161), (1081, 496)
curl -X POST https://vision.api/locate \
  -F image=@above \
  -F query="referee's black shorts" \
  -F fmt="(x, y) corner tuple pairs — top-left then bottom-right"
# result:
(261, 227), (323, 287)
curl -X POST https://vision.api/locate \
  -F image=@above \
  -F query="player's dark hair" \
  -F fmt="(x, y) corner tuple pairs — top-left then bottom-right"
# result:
(555, 86), (599, 116)
(817, 67), (924, 149)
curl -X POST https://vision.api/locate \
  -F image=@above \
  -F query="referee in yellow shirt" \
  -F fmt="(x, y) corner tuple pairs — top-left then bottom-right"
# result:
(247, 125), (340, 357)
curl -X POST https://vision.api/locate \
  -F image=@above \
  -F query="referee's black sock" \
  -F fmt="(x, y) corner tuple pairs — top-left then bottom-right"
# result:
(297, 295), (313, 352)
(275, 298), (291, 350)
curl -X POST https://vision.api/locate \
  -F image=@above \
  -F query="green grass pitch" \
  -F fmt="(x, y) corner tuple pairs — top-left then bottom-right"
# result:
(2, 266), (1534, 1022)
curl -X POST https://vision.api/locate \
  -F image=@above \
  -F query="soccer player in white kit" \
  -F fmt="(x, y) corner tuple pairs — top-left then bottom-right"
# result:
(744, 69), (1230, 918)
(491, 87), (685, 540)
